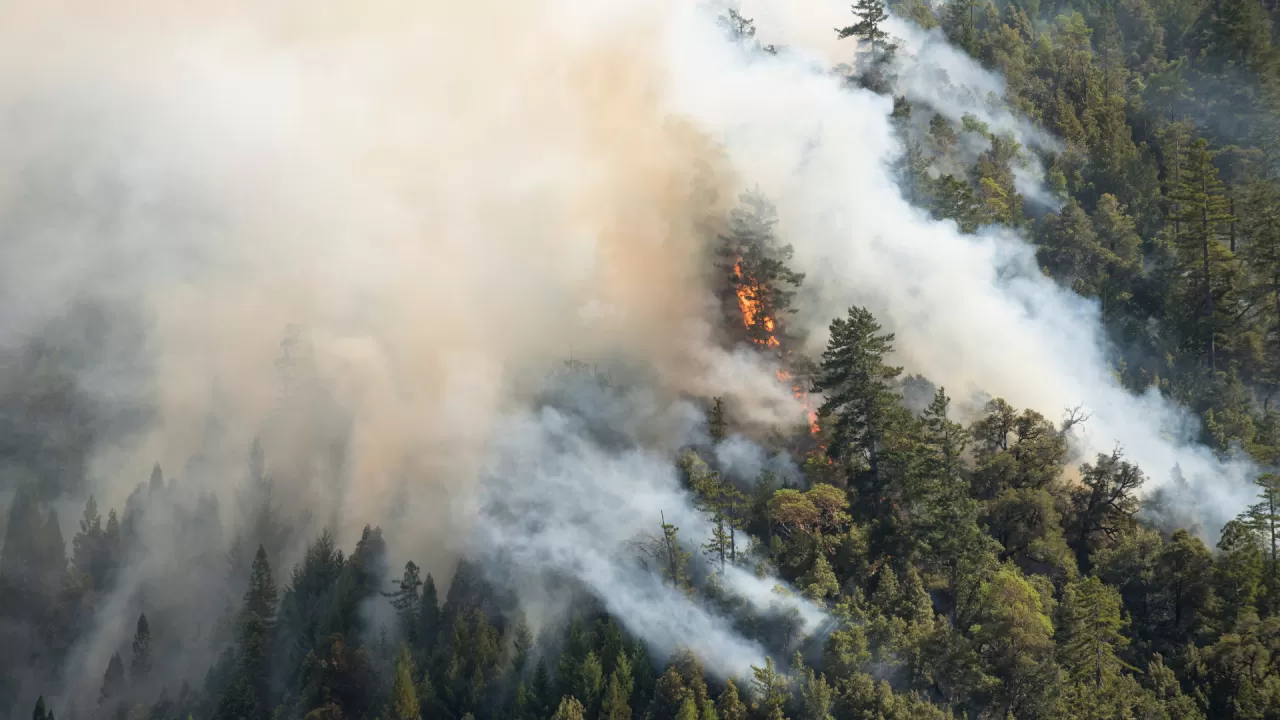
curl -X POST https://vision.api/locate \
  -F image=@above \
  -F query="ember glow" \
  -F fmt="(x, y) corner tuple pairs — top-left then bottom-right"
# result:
(733, 263), (819, 437)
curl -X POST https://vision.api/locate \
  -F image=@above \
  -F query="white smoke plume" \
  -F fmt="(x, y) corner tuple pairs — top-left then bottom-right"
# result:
(683, 0), (1257, 527)
(471, 370), (827, 679)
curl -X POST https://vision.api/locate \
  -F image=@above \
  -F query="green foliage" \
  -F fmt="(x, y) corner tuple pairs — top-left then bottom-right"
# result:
(389, 647), (419, 720)
(7, 4), (1280, 717)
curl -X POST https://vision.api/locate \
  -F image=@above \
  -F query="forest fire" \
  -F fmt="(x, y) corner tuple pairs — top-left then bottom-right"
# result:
(777, 368), (821, 436)
(732, 262), (781, 350)
(732, 261), (819, 437)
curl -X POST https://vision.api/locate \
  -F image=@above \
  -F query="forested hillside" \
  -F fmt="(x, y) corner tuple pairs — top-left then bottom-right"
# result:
(3, 0), (1280, 718)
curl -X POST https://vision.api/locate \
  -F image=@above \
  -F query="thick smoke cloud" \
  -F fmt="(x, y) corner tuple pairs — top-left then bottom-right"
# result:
(673, 0), (1257, 529)
(471, 369), (826, 679)
(0, 0), (1259, 708)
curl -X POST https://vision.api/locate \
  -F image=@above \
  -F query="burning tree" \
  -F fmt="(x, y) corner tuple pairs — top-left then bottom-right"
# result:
(715, 189), (821, 437)
(715, 189), (805, 353)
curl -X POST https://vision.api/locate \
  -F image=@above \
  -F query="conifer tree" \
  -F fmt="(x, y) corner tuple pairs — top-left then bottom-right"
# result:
(71, 495), (105, 587)
(1215, 519), (1263, 630)
(836, 0), (892, 55)
(131, 613), (153, 682)
(387, 561), (423, 646)
(675, 696), (699, 720)
(717, 679), (748, 720)
(600, 651), (633, 720)
(812, 306), (905, 493)
(715, 190), (806, 353)
(512, 611), (533, 676)
(708, 397), (727, 444)
(550, 695), (585, 720)
(1068, 450), (1145, 570)
(1244, 473), (1280, 613)
(1058, 576), (1129, 688)
(751, 658), (789, 717)
(1168, 138), (1236, 371)
(100, 652), (126, 706)
(420, 572), (441, 659)
(800, 667), (834, 720)
(244, 545), (277, 626)
(390, 646), (420, 720)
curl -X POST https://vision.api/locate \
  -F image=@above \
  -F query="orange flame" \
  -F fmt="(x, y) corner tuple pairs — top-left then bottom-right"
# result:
(732, 261), (781, 349)
(733, 259), (818, 437)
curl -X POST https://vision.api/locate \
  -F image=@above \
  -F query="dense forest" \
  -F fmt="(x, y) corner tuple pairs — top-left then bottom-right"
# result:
(3, 0), (1280, 717)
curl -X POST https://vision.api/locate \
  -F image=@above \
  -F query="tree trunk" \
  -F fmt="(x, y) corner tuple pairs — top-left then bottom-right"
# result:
(1202, 194), (1215, 371)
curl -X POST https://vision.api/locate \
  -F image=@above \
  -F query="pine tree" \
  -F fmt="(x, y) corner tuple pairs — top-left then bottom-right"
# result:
(1244, 473), (1280, 613)
(1168, 138), (1236, 371)
(836, 0), (893, 56)
(800, 668), (834, 720)
(750, 657), (788, 717)
(715, 190), (806, 354)
(71, 495), (105, 588)
(717, 680), (748, 720)
(1058, 576), (1129, 688)
(420, 573), (441, 659)
(100, 652), (126, 706)
(637, 514), (692, 590)
(812, 306), (905, 493)
(1240, 179), (1280, 403)
(130, 613), (153, 682)
(574, 651), (603, 712)
(244, 545), (277, 626)
(801, 554), (839, 601)
(1068, 450), (1145, 571)
(600, 662), (632, 720)
(216, 545), (278, 720)
(1091, 194), (1142, 318)
(1215, 519), (1263, 630)
(0, 486), (64, 598)
(386, 561), (423, 647)
(708, 397), (727, 444)
(512, 611), (533, 675)
(550, 696), (585, 720)
(32, 696), (48, 720)
(391, 646), (420, 720)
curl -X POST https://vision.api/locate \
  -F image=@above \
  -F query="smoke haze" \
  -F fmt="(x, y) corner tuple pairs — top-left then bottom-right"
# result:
(0, 0), (1259, 710)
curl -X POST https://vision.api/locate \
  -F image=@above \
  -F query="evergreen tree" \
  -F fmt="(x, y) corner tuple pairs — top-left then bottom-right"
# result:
(512, 611), (533, 676)
(812, 306), (905, 498)
(386, 561), (423, 646)
(71, 495), (106, 588)
(716, 190), (806, 355)
(1215, 519), (1263, 630)
(130, 613), (153, 683)
(1168, 138), (1236, 371)
(837, 0), (894, 56)
(675, 696), (699, 720)
(750, 657), (788, 717)
(637, 514), (692, 590)
(420, 572), (441, 658)
(550, 695), (585, 720)
(1058, 576), (1129, 688)
(800, 668), (835, 720)
(1244, 473), (1280, 614)
(600, 657), (633, 720)
(1067, 450), (1145, 571)
(717, 679), (748, 720)
(708, 396), (728, 444)
(100, 652), (126, 706)
(390, 646), (420, 720)
(244, 545), (278, 627)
